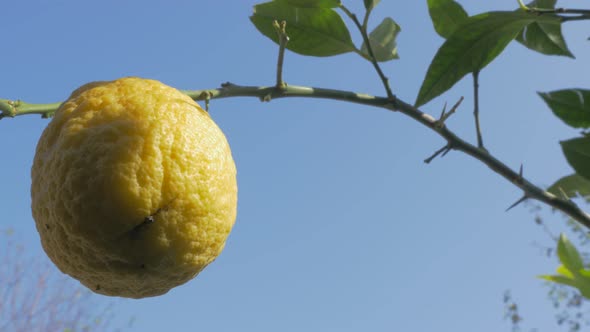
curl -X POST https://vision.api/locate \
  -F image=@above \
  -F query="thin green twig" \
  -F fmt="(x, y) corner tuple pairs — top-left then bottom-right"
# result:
(273, 20), (289, 89)
(339, 5), (395, 101)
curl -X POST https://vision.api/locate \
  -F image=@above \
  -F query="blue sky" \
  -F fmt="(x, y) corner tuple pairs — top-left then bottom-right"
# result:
(1, 1), (589, 331)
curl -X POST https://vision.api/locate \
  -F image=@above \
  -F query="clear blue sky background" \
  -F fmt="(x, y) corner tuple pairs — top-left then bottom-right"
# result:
(1, 1), (589, 331)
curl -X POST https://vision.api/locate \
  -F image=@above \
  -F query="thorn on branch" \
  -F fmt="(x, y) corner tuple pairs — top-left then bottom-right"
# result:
(506, 195), (528, 212)
(435, 97), (464, 129)
(221, 82), (237, 89)
(424, 144), (453, 164)
(512, 164), (525, 185)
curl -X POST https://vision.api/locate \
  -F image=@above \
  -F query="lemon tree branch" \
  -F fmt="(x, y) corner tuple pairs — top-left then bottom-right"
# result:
(185, 83), (590, 228)
(4, 83), (590, 228)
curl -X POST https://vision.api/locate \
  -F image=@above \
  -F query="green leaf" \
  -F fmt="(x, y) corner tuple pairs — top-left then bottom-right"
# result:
(579, 269), (590, 278)
(277, 0), (341, 8)
(415, 11), (561, 107)
(427, 0), (469, 39)
(561, 137), (590, 181)
(364, 0), (380, 11)
(251, 1), (355, 57)
(556, 264), (575, 278)
(539, 274), (578, 288)
(360, 18), (401, 62)
(515, 0), (573, 57)
(541, 273), (590, 299)
(539, 89), (590, 128)
(548, 174), (590, 199)
(557, 233), (585, 271)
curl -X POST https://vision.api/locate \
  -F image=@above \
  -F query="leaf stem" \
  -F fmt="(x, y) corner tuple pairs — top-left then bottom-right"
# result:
(361, 6), (372, 31)
(183, 82), (590, 228)
(473, 71), (485, 149)
(339, 5), (395, 100)
(273, 20), (289, 89)
(522, 6), (590, 22)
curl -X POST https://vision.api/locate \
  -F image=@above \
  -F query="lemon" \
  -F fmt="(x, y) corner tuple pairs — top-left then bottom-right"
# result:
(31, 77), (237, 298)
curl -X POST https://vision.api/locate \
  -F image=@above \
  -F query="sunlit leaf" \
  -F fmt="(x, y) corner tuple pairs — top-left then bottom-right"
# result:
(251, 1), (355, 57)
(360, 17), (400, 62)
(556, 264), (575, 278)
(515, 0), (573, 57)
(557, 234), (585, 272)
(539, 89), (590, 128)
(415, 11), (561, 107)
(539, 274), (577, 288)
(427, 0), (469, 39)
(561, 137), (590, 181)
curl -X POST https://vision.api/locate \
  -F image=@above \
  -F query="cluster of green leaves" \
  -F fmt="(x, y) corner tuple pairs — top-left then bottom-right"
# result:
(418, 0), (573, 107)
(430, 0), (590, 304)
(540, 234), (590, 299)
(425, 3), (590, 203)
(546, 88), (590, 202)
(248, 0), (590, 301)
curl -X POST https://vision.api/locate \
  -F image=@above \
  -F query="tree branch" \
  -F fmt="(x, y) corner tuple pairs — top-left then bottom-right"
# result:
(517, 2), (590, 22)
(560, 14), (590, 22)
(5, 82), (589, 227)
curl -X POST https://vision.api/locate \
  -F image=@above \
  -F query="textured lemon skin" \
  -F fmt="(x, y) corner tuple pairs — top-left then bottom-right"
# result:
(31, 77), (237, 298)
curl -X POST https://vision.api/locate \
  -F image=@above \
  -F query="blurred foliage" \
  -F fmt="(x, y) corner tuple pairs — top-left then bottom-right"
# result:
(0, 228), (133, 332)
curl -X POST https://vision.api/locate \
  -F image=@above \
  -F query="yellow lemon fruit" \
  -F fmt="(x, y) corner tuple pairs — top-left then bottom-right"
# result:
(31, 77), (237, 298)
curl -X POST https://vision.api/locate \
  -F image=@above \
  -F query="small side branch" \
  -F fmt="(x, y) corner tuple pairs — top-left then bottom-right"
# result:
(273, 20), (289, 89)
(339, 5), (395, 101)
